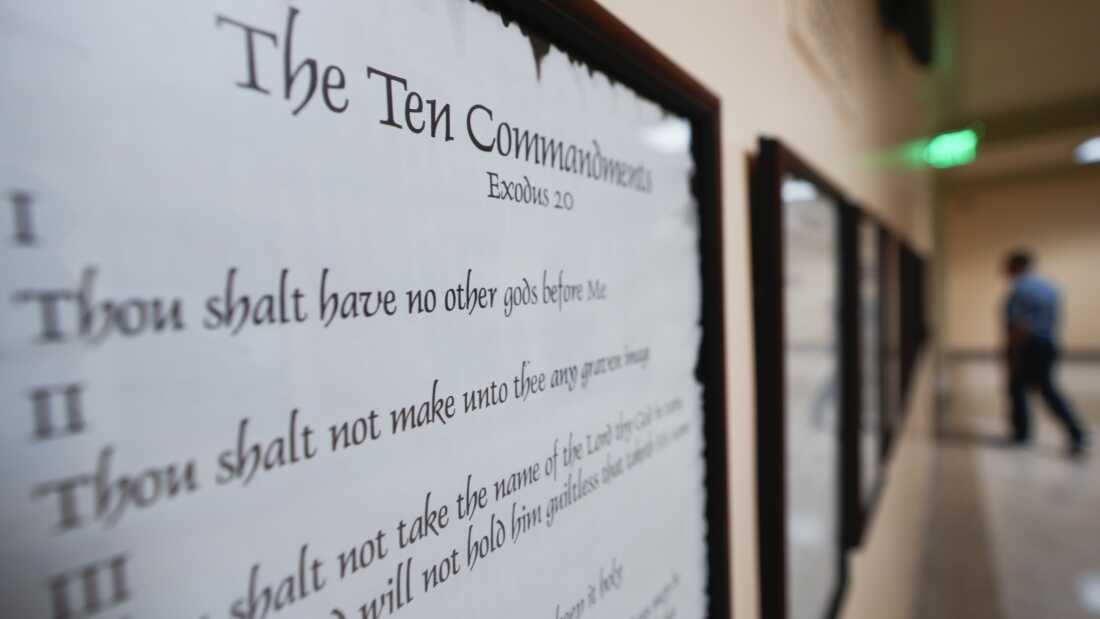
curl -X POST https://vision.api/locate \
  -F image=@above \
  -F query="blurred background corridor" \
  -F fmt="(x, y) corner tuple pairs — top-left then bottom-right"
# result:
(907, 0), (1100, 616)
(918, 365), (1100, 619)
(910, 0), (1100, 615)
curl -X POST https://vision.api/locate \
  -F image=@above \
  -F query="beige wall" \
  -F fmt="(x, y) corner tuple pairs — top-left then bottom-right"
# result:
(844, 356), (937, 619)
(593, 2), (936, 618)
(945, 170), (1100, 351)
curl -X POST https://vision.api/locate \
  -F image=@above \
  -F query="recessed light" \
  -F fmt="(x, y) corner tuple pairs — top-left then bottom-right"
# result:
(1077, 571), (1100, 615)
(1074, 136), (1100, 165)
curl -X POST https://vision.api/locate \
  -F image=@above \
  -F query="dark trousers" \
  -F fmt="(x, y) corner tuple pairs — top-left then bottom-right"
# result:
(1009, 338), (1084, 443)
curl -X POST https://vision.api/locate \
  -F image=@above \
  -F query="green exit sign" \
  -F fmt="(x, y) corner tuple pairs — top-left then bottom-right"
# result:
(904, 128), (979, 168)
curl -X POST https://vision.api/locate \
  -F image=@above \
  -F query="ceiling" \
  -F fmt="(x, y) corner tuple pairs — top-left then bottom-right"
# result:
(934, 0), (1100, 187)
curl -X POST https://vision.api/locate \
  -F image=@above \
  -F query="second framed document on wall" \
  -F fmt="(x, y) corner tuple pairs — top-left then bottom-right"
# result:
(751, 138), (852, 619)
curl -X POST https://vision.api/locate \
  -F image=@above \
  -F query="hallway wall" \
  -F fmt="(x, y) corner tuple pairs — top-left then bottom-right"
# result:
(591, 2), (937, 617)
(945, 170), (1100, 353)
(844, 357), (937, 619)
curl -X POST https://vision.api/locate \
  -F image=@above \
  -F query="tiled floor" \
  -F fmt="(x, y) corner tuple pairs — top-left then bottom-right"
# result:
(915, 360), (1100, 619)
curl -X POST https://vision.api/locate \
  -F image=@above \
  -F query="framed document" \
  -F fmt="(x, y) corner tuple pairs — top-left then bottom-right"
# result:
(842, 211), (888, 548)
(0, 2), (730, 618)
(875, 232), (928, 459)
(898, 242), (929, 410)
(879, 232), (904, 453)
(750, 138), (852, 619)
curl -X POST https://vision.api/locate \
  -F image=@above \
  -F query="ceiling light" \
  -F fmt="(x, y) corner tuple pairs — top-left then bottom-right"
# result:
(1074, 136), (1100, 165)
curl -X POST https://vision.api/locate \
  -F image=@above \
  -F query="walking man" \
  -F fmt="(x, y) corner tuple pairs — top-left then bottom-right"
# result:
(1003, 249), (1088, 457)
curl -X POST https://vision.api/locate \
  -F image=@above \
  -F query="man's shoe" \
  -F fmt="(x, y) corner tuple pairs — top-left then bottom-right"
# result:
(1069, 435), (1090, 459)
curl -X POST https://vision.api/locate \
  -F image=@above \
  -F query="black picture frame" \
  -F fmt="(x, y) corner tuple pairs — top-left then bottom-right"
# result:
(840, 204), (867, 552)
(750, 137), (854, 619)
(844, 211), (894, 548)
(481, 3), (731, 617)
(878, 229), (904, 458)
(846, 216), (931, 548)
(899, 241), (930, 409)
(879, 231), (930, 451)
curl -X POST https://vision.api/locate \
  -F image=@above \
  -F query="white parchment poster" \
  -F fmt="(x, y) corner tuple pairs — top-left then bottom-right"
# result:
(0, 1), (710, 617)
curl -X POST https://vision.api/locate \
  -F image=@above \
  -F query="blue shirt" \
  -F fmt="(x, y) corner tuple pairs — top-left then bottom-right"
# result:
(1005, 273), (1061, 342)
